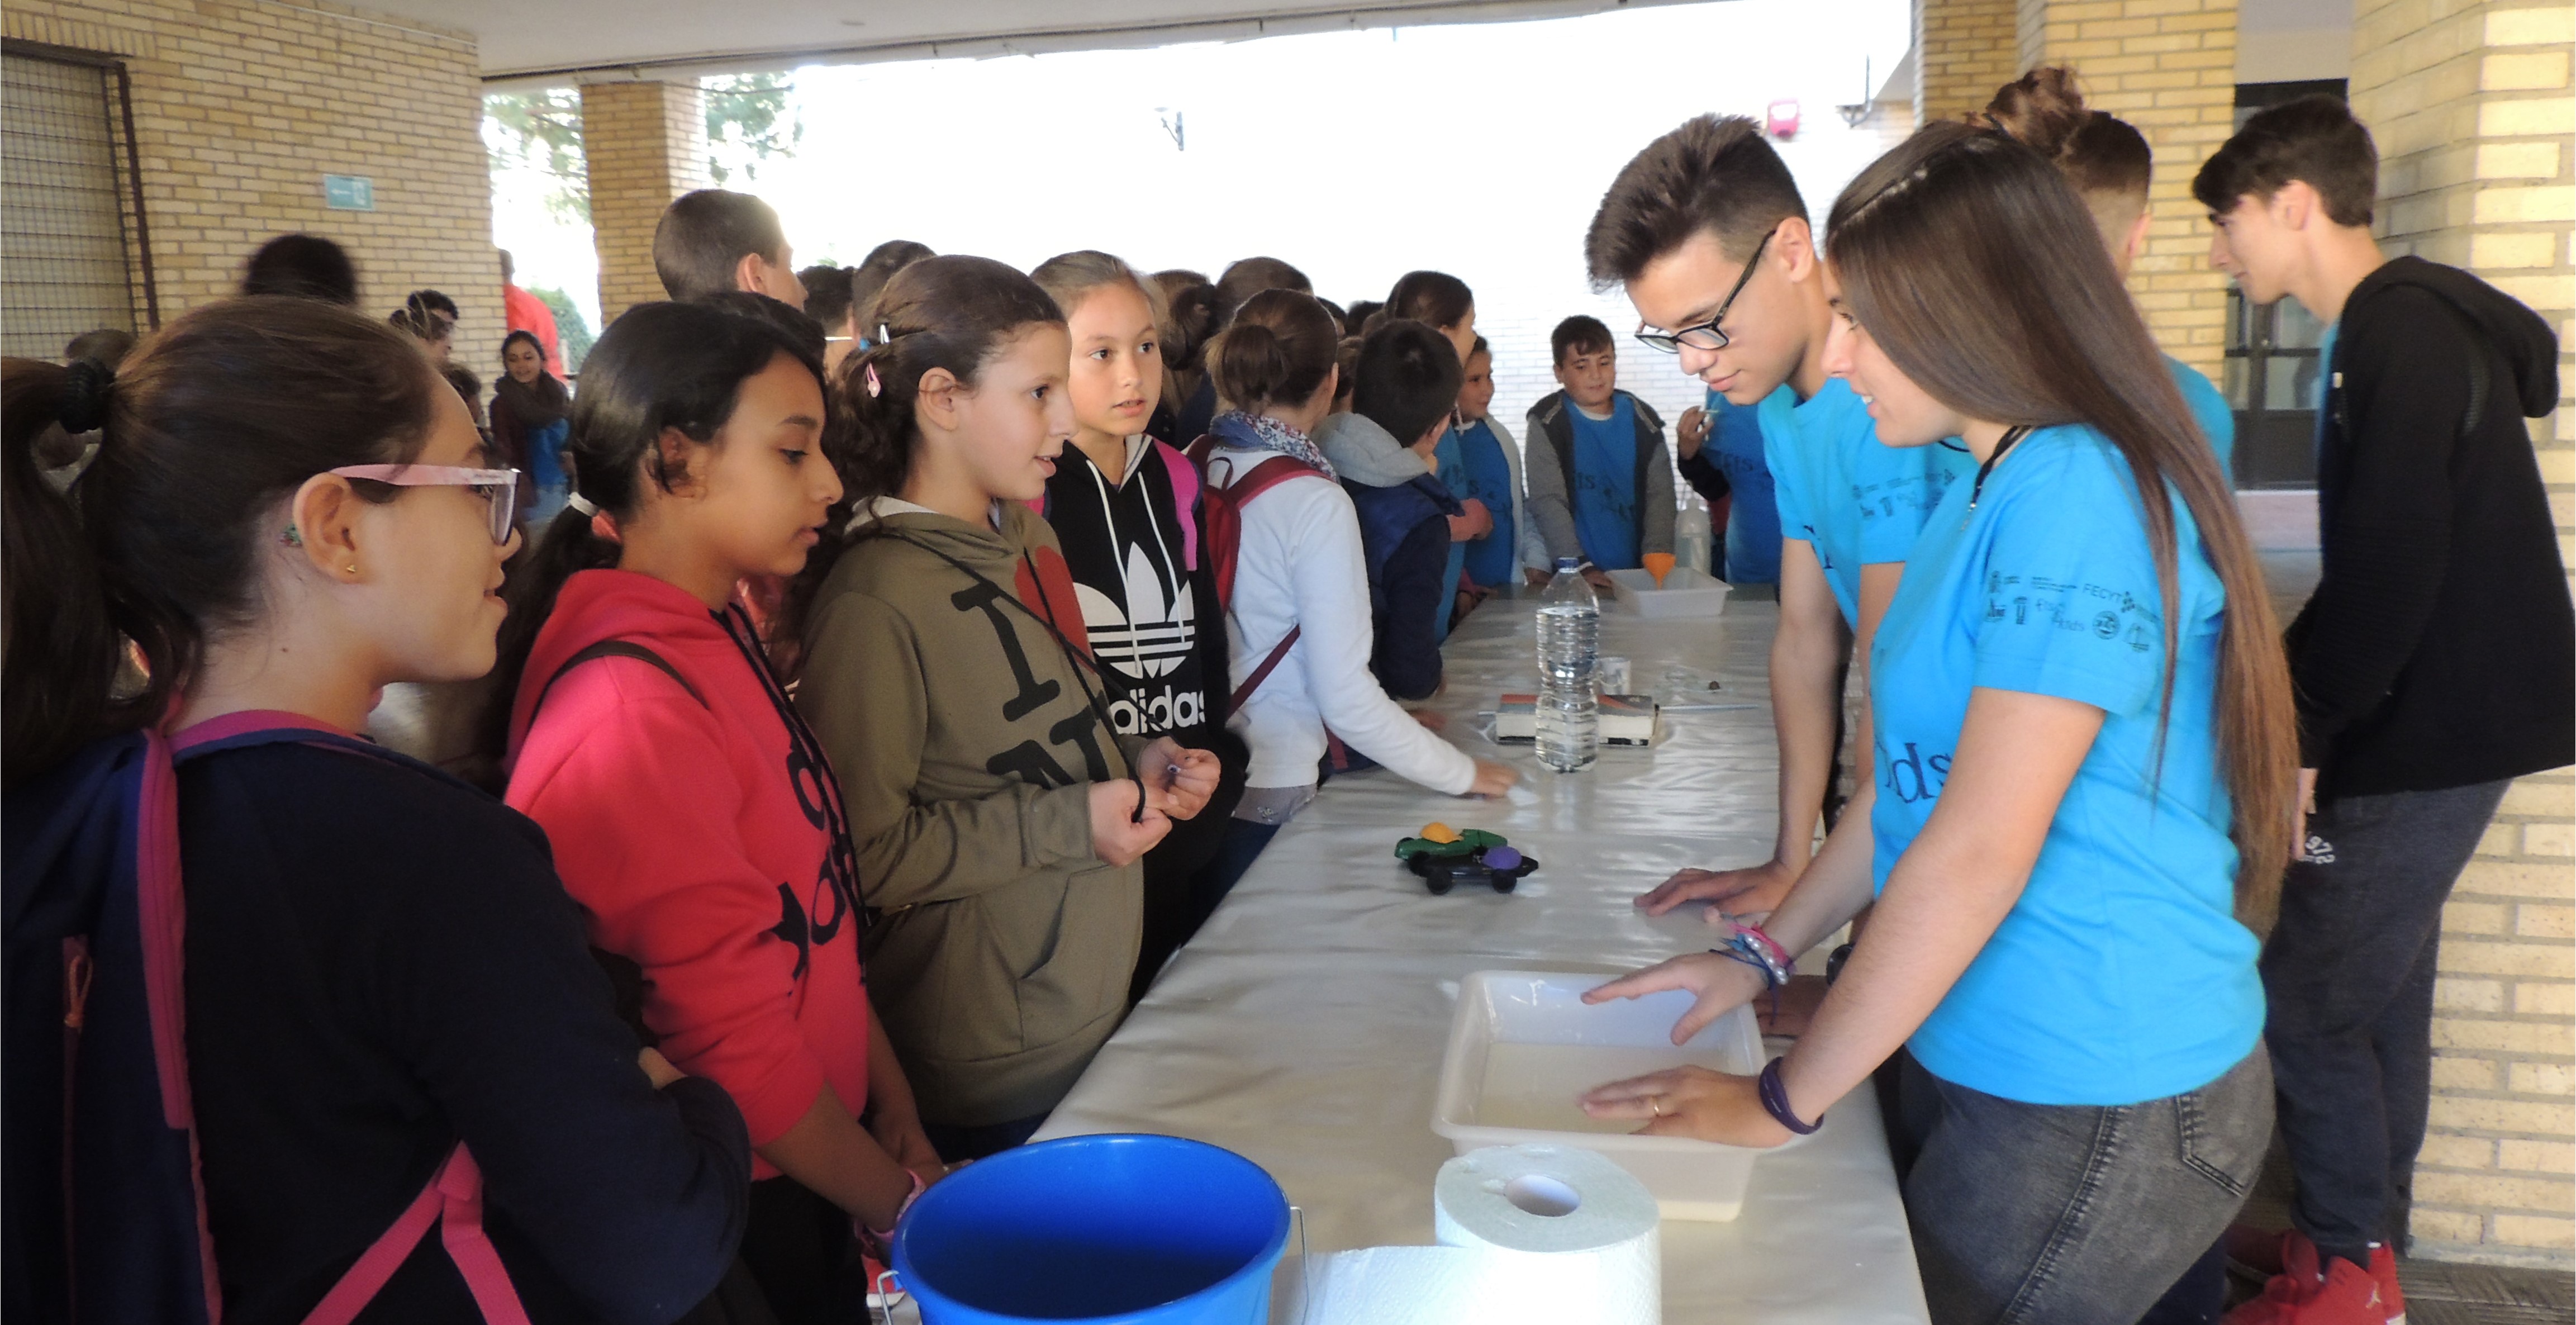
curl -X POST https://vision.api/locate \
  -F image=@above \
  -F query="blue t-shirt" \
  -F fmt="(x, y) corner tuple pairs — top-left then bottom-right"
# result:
(1704, 388), (1780, 585)
(1760, 378), (1974, 625)
(1430, 428), (1468, 641)
(1569, 395), (1643, 571)
(1453, 419), (1520, 590)
(2163, 354), (2236, 479)
(1867, 423), (2260, 1106)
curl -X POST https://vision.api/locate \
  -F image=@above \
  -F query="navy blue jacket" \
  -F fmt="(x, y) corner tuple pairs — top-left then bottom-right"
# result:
(177, 737), (749, 1322)
(1344, 473), (1461, 701)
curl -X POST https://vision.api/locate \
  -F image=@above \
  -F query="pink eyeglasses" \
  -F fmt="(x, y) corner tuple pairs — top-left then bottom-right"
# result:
(331, 465), (522, 545)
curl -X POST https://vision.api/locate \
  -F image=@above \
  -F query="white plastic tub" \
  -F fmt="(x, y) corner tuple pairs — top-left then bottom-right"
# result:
(1605, 567), (1730, 619)
(1432, 969), (1793, 1220)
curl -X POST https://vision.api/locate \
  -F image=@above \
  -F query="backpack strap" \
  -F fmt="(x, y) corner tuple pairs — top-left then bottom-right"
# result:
(1154, 439), (1203, 572)
(529, 639), (707, 720)
(1228, 626), (1302, 713)
(155, 718), (533, 1325)
(300, 1144), (529, 1325)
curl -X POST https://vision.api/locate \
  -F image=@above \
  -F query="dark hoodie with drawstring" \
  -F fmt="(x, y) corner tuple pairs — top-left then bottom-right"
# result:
(795, 499), (1145, 1128)
(2295, 257), (2571, 797)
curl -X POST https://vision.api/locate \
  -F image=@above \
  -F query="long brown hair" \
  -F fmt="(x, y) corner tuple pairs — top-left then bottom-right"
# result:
(3, 298), (442, 788)
(767, 254), (1065, 657)
(1827, 122), (2298, 929)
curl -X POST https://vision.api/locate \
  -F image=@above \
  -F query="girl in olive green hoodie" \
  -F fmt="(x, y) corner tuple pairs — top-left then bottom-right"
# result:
(787, 257), (1220, 1161)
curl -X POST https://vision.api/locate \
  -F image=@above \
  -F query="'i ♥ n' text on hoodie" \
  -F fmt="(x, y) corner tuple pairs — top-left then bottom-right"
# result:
(796, 498), (1146, 1128)
(505, 569), (871, 1177)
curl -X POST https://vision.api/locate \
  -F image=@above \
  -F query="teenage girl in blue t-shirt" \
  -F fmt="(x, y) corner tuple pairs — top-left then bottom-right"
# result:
(1582, 124), (2299, 1325)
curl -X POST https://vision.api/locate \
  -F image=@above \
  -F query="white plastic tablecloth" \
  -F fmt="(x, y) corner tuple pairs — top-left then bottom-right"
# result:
(1035, 595), (1930, 1323)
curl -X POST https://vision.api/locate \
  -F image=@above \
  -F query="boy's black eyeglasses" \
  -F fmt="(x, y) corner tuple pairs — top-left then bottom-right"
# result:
(1634, 229), (1774, 354)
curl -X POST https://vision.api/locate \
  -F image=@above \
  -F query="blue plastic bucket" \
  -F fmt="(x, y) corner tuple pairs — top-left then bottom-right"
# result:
(891, 1133), (1290, 1324)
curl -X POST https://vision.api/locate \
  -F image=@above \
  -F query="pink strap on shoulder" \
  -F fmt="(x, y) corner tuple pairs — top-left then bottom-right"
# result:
(300, 1145), (528, 1325)
(134, 728), (227, 1323)
(1156, 440), (1202, 572)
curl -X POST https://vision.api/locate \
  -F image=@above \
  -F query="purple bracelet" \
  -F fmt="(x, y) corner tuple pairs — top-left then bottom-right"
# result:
(1756, 1057), (1821, 1135)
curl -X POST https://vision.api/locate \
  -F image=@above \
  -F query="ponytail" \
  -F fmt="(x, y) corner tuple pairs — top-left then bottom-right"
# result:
(1208, 287), (1338, 413)
(3, 361), (121, 787)
(3, 298), (445, 790)
(771, 254), (1063, 653)
(477, 300), (821, 775)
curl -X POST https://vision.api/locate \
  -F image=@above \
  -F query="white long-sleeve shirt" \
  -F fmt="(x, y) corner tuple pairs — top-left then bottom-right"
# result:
(1206, 443), (1479, 796)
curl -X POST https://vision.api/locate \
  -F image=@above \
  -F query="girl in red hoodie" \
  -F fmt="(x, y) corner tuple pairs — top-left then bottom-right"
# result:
(483, 301), (938, 1323)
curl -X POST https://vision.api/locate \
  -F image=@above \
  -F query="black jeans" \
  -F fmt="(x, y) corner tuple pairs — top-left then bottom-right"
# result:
(1890, 1047), (2273, 1325)
(2263, 778), (2511, 1268)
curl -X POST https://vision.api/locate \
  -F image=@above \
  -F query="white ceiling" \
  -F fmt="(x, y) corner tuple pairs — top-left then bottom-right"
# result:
(371, 0), (1726, 85)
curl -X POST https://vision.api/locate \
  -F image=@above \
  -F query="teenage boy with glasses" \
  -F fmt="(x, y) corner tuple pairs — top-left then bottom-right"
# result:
(1592, 114), (1973, 922)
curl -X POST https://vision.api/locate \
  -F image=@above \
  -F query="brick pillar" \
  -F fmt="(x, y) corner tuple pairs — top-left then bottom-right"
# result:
(1915, 0), (2023, 125)
(579, 79), (709, 324)
(2018, 0), (2242, 379)
(2349, 0), (2576, 1267)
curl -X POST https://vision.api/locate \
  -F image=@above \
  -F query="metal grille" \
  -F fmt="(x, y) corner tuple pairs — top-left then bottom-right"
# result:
(2, 49), (142, 359)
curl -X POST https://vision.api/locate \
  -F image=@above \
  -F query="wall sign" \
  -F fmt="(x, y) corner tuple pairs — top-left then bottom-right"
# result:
(322, 174), (374, 211)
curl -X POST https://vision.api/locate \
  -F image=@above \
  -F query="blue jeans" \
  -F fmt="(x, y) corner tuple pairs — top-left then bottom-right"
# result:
(1889, 1047), (2273, 1325)
(2263, 778), (2511, 1267)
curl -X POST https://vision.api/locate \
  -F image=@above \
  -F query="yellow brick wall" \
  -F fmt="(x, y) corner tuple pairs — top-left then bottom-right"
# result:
(2018, 0), (2244, 379)
(1916, 0), (2024, 124)
(2, 0), (498, 362)
(2350, 0), (2576, 1267)
(579, 78), (708, 325)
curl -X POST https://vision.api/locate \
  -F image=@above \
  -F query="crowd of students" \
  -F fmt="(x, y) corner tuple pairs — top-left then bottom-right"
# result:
(4, 61), (2565, 1325)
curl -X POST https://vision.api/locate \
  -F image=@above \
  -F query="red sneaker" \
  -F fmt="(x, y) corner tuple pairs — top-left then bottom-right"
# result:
(2225, 1230), (2398, 1325)
(2365, 1243), (2406, 1325)
(2223, 1232), (2318, 1325)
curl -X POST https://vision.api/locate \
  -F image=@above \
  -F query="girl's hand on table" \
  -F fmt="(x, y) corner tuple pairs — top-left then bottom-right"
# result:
(1579, 1066), (1794, 1147)
(1582, 951), (1766, 1045)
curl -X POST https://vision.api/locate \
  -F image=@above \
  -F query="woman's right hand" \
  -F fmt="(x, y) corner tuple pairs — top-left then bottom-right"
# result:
(1089, 780), (1172, 867)
(1634, 859), (1798, 919)
(1582, 952), (1767, 1046)
(1466, 759), (1518, 797)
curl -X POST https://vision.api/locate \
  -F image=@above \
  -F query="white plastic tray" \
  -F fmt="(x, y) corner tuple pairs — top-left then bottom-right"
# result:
(1432, 969), (1788, 1221)
(1607, 567), (1730, 618)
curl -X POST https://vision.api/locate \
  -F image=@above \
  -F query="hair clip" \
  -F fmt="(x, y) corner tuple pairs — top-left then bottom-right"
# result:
(877, 323), (892, 344)
(564, 492), (598, 517)
(864, 363), (882, 398)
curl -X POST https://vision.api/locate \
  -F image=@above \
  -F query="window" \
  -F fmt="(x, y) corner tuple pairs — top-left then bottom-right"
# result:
(1, 43), (155, 360)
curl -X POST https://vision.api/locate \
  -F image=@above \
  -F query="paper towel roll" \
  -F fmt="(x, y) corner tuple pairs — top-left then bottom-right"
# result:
(1304, 1144), (1661, 1325)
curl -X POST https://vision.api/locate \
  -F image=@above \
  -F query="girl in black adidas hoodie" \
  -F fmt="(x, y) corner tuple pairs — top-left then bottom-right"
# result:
(1029, 250), (1248, 1001)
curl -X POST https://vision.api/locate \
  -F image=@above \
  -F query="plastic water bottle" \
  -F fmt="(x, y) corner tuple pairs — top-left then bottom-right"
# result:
(1676, 492), (1713, 579)
(1534, 557), (1600, 772)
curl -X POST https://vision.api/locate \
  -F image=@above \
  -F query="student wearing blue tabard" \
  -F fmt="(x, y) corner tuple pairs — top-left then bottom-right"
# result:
(1586, 115), (1966, 926)
(1676, 387), (1780, 585)
(1429, 425), (1468, 640)
(1522, 317), (1675, 583)
(1978, 66), (2237, 477)
(1580, 125), (2299, 1325)
(1451, 337), (1539, 595)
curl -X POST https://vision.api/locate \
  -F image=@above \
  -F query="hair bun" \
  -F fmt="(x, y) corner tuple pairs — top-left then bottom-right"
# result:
(1980, 66), (2091, 160)
(58, 357), (113, 434)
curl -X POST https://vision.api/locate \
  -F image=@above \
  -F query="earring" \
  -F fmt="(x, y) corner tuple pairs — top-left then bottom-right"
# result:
(345, 564), (358, 575)
(281, 524), (302, 546)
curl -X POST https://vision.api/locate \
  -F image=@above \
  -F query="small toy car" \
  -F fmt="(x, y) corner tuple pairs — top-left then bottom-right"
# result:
(1393, 823), (1540, 895)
